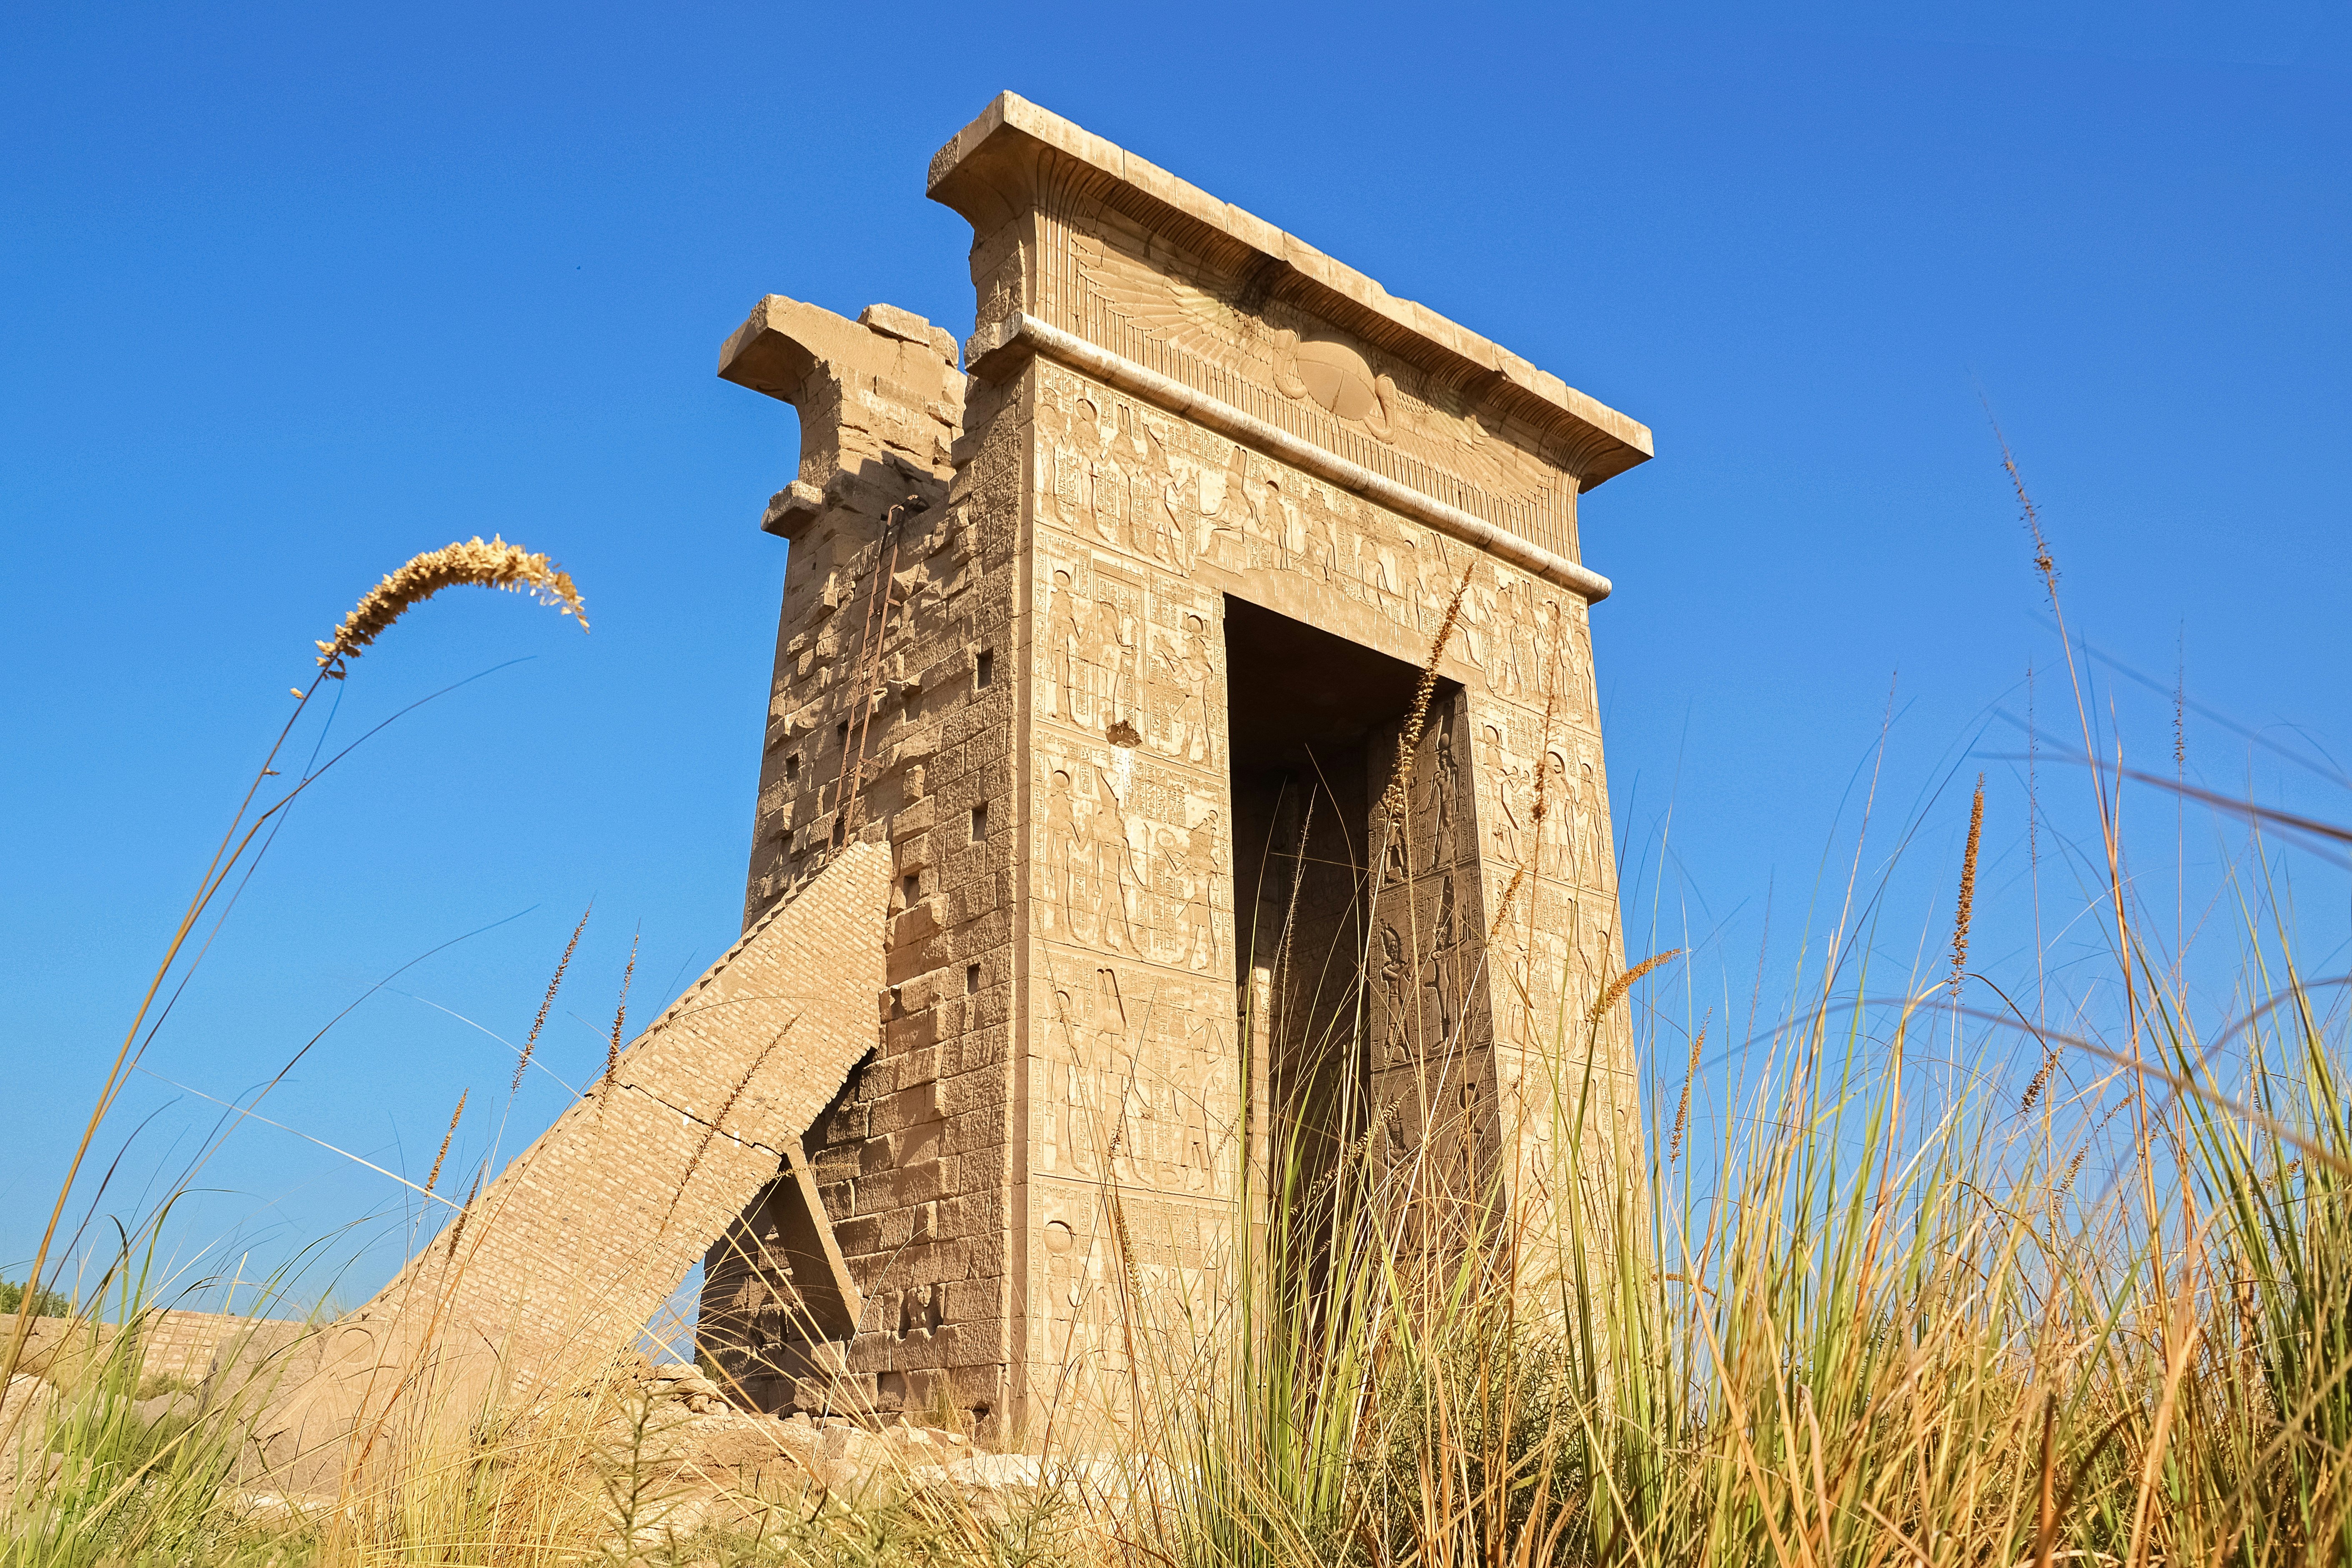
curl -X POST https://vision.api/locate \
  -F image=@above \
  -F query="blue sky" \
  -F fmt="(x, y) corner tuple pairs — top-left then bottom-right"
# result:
(3, 1), (2346, 1310)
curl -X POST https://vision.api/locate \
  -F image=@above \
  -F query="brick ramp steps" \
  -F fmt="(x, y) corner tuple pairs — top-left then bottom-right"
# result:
(238, 843), (890, 1489)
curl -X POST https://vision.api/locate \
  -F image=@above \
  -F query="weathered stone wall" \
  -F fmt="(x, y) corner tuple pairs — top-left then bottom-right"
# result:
(995, 356), (1634, 1430)
(7, 1309), (291, 1388)
(255, 83), (1652, 1470)
(712, 300), (1025, 1430)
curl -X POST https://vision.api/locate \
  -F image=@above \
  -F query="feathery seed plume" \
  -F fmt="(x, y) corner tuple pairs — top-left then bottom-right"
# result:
(2174, 635), (2187, 774)
(1378, 562), (1476, 828)
(1489, 600), (1567, 942)
(1989, 419), (2058, 604)
(317, 535), (586, 677)
(516, 903), (591, 1094)
(1951, 774), (1985, 1001)
(1669, 1017), (1707, 1162)
(600, 930), (639, 1109)
(443, 1170), (483, 1260)
(662, 1019), (790, 1235)
(1586, 949), (1683, 1029)
(2021, 1044), (2060, 1115)
(424, 1090), (466, 1193)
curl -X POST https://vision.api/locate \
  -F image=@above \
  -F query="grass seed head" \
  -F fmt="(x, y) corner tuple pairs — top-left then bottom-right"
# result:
(1952, 772), (1986, 1000)
(599, 930), (639, 1111)
(1379, 562), (1475, 827)
(1670, 1019), (1707, 1162)
(424, 1090), (466, 1194)
(1586, 948), (1683, 1029)
(318, 535), (587, 676)
(517, 903), (592, 1095)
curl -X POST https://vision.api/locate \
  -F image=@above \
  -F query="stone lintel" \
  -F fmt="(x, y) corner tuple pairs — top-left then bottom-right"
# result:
(927, 92), (1653, 491)
(967, 312), (1613, 603)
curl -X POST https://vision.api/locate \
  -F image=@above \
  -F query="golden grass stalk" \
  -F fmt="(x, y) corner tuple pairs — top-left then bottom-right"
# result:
(1669, 1019), (1706, 1162)
(516, 902), (591, 1095)
(1377, 562), (1475, 828)
(600, 930), (639, 1112)
(1488, 598), (1565, 944)
(443, 1170), (483, 1261)
(661, 1018), (787, 1236)
(424, 1090), (466, 1193)
(1585, 948), (1682, 1029)
(4, 537), (588, 1407)
(315, 534), (587, 676)
(1991, 415), (2059, 603)
(2021, 1045), (2060, 1114)
(1952, 771), (1985, 1000)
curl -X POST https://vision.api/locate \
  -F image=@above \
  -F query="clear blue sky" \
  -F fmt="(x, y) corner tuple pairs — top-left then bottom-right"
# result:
(4, 2), (2346, 1310)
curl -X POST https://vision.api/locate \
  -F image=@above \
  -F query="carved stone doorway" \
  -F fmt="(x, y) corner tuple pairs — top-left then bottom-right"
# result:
(1223, 596), (1446, 1235)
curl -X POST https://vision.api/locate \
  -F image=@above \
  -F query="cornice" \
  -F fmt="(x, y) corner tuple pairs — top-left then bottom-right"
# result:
(927, 92), (1653, 492)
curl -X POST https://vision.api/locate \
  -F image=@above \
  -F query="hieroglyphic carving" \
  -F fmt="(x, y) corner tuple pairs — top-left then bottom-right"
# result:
(1361, 693), (1501, 1243)
(859, 93), (1662, 1435)
(1037, 363), (1445, 633)
(1036, 376), (1612, 914)
(1032, 749), (1224, 972)
(1049, 225), (1581, 552)
(1034, 957), (1240, 1196)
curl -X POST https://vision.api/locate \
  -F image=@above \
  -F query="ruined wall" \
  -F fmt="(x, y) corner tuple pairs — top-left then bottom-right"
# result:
(713, 300), (1025, 1430)
(264, 88), (1648, 1475)
(252, 843), (890, 1488)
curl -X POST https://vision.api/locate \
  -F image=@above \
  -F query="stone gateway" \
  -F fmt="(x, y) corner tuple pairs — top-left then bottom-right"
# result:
(697, 95), (1651, 1443)
(285, 93), (1651, 1468)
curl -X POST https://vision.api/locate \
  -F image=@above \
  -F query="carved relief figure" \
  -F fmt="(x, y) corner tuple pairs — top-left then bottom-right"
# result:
(1423, 873), (1460, 1044)
(1483, 724), (1525, 870)
(1197, 441), (1249, 568)
(1094, 444), (1128, 550)
(1154, 611), (1216, 764)
(1378, 923), (1410, 1067)
(1094, 583), (1139, 727)
(1429, 726), (1460, 867)
(1541, 748), (1572, 882)
(1087, 767), (1139, 953)
(1044, 767), (1083, 936)
(1045, 569), (1090, 723)
(1159, 814), (1219, 973)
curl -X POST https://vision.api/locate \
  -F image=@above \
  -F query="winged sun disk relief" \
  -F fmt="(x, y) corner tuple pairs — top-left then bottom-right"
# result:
(1070, 233), (1552, 503)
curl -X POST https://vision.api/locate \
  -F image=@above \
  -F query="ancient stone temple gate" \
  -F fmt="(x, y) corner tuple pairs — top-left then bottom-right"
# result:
(695, 95), (1652, 1441)
(270, 95), (1649, 1476)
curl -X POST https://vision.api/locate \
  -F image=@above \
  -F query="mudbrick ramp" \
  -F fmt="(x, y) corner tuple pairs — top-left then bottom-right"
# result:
(237, 842), (890, 1490)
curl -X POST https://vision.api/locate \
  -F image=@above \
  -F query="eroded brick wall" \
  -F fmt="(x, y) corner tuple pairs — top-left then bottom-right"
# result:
(250, 843), (892, 1483)
(709, 300), (1022, 1431)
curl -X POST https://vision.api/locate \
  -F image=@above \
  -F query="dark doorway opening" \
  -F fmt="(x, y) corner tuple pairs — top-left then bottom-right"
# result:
(1222, 596), (1450, 1200)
